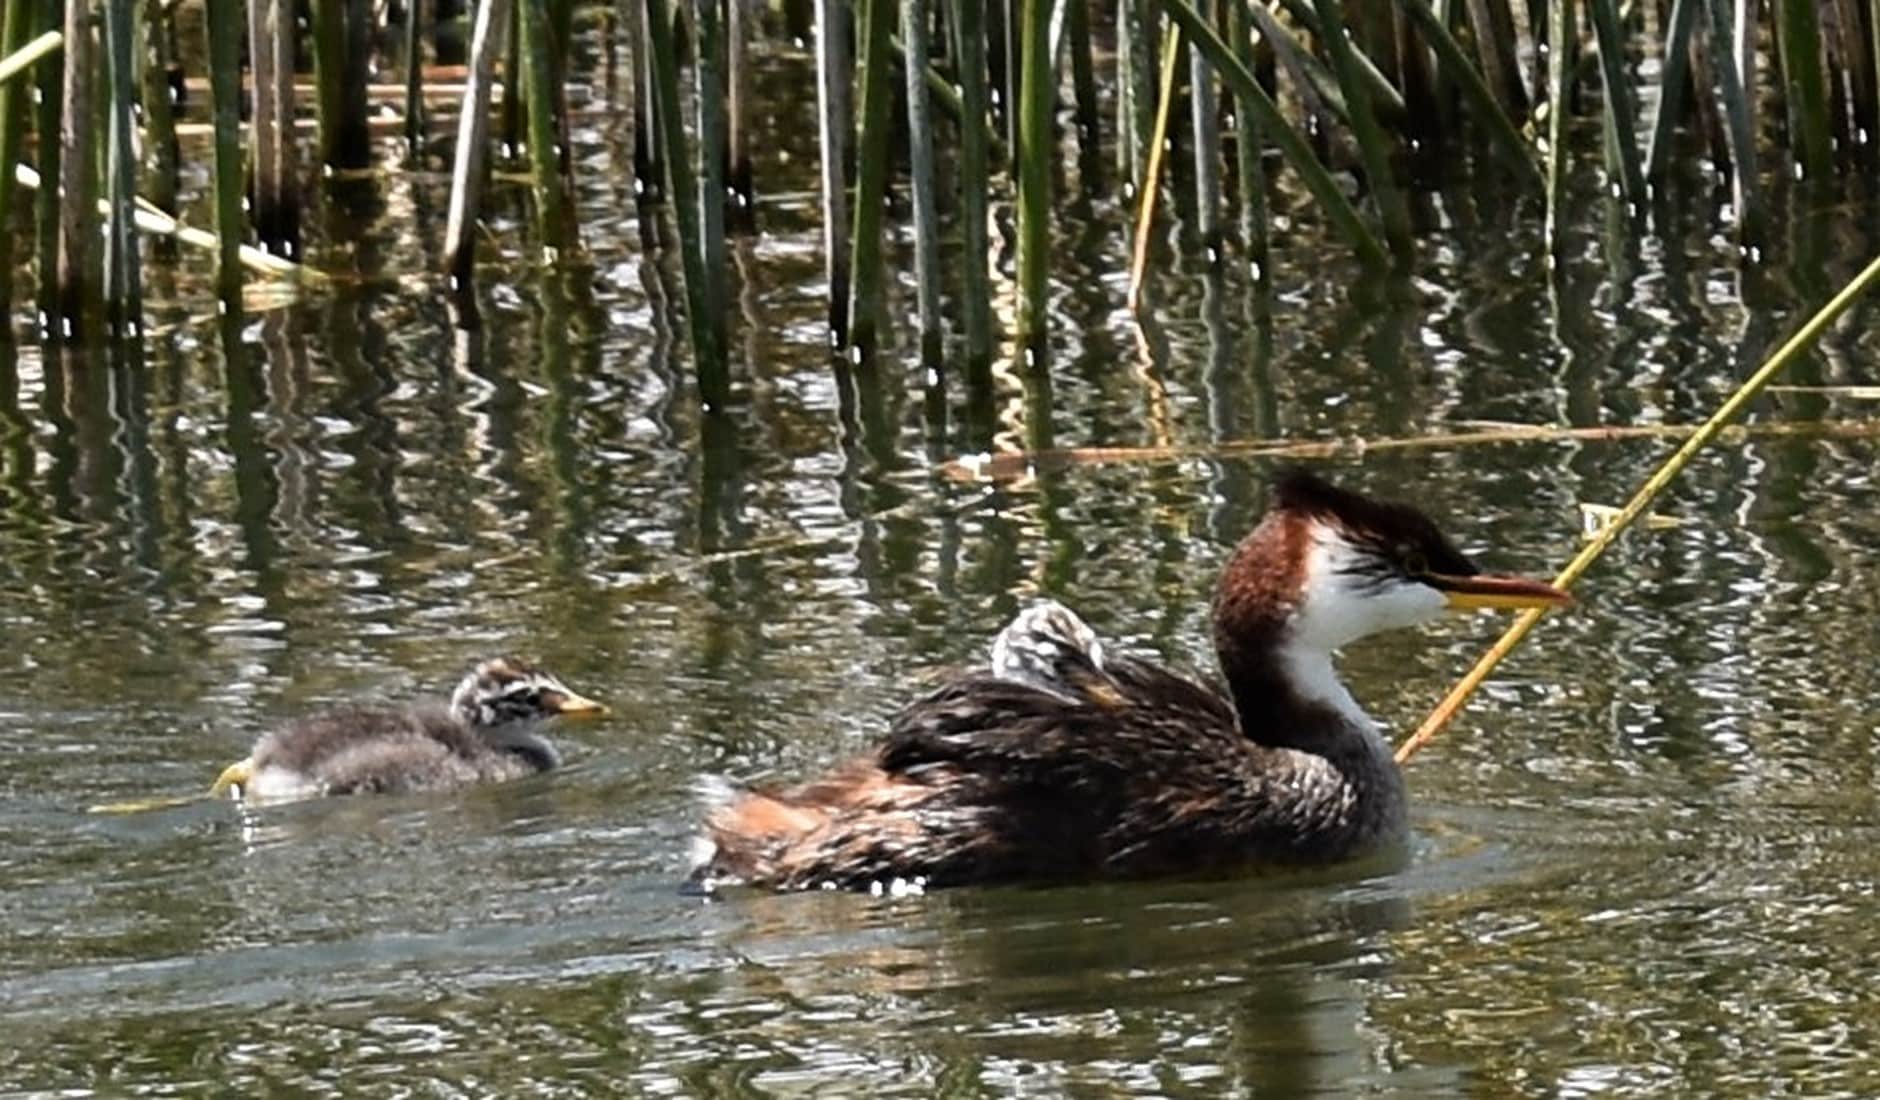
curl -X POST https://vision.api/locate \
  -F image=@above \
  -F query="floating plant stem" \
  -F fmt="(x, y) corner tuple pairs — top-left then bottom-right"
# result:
(903, 0), (943, 362)
(103, 0), (141, 334)
(1587, 0), (1646, 206)
(623, 0), (661, 202)
(205, 0), (244, 304)
(1014, 0), (1053, 351)
(645, 0), (727, 385)
(948, 0), (993, 370)
(848, 0), (893, 355)
(814, 0), (851, 342)
(1314, 0), (1413, 261)
(1644, 0), (1697, 182)
(1156, 0), (1388, 268)
(443, 0), (513, 285)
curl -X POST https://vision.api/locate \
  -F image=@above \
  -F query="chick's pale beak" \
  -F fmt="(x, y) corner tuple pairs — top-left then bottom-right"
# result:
(547, 690), (610, 718)
(1430, 573), (1573, 611)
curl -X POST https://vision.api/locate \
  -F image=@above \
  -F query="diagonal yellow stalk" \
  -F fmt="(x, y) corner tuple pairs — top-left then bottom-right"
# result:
(1126, 25), (1182, 314)
(1397, 250), (1880, 764)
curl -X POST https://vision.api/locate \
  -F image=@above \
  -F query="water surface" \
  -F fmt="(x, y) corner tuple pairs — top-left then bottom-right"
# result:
(4, 31), (1880, 1098)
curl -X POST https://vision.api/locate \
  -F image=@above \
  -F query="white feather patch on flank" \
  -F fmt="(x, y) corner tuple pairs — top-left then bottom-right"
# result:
(686, 834), (719, 870)
(690, 773), (742, 812)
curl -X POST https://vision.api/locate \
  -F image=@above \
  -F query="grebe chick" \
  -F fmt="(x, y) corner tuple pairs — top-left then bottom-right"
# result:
(211, 657), (607, 803)
(689, 471), (1571, 892)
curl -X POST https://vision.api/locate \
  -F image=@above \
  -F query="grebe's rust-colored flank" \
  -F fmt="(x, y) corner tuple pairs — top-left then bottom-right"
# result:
(210, 657), (608, 803)
(689, 471), (1570, 893)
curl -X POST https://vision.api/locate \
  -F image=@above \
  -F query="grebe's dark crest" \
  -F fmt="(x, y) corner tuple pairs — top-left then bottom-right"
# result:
(211, 656), (608, 803)
(688, 471), (1570, 893)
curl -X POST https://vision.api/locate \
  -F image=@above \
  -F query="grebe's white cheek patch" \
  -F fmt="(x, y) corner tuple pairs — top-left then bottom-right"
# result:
(1293, 527), (1447, 650)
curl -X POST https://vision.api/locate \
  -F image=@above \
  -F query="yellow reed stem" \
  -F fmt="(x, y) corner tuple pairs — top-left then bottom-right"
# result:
(1396, 250), (1880, 764)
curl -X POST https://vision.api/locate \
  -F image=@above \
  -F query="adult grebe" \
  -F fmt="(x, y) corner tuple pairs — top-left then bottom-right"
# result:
(210, 657), (608, 803)
(688, 471), (1570, 893)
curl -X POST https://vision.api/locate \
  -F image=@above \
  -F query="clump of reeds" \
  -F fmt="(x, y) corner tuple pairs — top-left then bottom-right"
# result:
(0, 0), (1876, 377)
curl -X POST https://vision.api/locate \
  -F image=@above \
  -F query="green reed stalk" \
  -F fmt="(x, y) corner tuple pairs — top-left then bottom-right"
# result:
(1188, 6), (1222, 258)
(499, 0), (521, 152)
(814, 0), (851, 341)
(1587, 0), (1646, 206)
(1226, 0), (1267, 281)
(56, 0), (98, 330)
(1157, 0), (1388, 268)
(1267, 0), (1408, 123)
(623, 0), (660, 202)
(1869, 0), (1880, 147)
(645, 0), (725, 382)
(443, 0), (510, 284)
(102, 0), (139, 333)
(250, 0), (299, 255)
(1014, 0), (1052, 351)
(205, 0), (242, 304)
(32, 0), (60, 326)
(849, 0), (893, 355)
(1066, 0), (1102, 191)
(1775, 0), (1832, 182)
(1703, 0), (1761, 240)
(694, 0), (726, 302)
(1831, 0), (1875, 144)
(903, 0), (942, 363)
(1120, 0), (1156, 191)
(138, 0), (177, 216)
(1544, 0), (1571, 252)
(1645, 0), (1697, 182)
(404, 0), (424, 147)
(948, 0), (993, 369)
(1315, 0), (1412, 261)
(311, 0), (344, 164)
(519, 0), (574, 248)
(0, 12), (41, 318)
(1392, 0), (1541, 189)
(1462, 0), (1525, 114)
(726, 0), (753, 226)
(1244, 2), (1350, 134)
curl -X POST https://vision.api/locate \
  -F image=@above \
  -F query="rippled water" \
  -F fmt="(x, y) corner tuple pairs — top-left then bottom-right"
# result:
(5, 30), (1880, 1098)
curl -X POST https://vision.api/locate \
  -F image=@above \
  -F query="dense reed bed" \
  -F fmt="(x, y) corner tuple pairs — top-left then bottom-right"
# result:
(0, 0), (1877, 371)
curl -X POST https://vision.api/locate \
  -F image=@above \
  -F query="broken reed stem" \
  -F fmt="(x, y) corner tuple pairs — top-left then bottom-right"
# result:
(1395, 249), (1880, 765)
(0, 29), (61, 85)
(940, 416), (1880, 482)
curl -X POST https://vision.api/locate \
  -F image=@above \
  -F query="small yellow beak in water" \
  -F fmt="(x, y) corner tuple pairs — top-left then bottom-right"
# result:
(548, 691), (609, 718)
(209, 759), (253, 798)
(1431, 573), (1574, 612)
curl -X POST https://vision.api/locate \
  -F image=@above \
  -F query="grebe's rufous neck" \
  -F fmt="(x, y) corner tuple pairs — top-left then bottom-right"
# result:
(689, 470), (1571, 893)
(210, 656), (609, 803)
